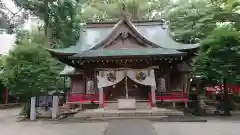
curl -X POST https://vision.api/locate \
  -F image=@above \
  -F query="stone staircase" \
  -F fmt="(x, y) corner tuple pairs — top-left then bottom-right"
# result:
(136, 102), (150, 109)
(104, 102), (118, 110)
(72, 107), (184, 121)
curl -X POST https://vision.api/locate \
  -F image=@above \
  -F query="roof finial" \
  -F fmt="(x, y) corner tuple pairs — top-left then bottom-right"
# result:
(121, 1), (129, 19)
(122, 2), (126, 12)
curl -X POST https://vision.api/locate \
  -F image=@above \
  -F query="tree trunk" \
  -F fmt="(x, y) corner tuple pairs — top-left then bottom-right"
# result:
(223, 78), (231, 116)
(44, 0), (49, 47)
(196, 79), (201, 115)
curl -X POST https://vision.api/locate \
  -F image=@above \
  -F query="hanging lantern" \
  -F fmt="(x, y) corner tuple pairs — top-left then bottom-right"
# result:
(87, 80), (94, 94)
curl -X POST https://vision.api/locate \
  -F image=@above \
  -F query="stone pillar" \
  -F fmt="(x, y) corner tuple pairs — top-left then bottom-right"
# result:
(185, 102), (188, 108)
(183, 73), (189, 93)
(172, 102), (176, 108)
(52, 96), (59, 119)
(151, 86), (156, 107)
(30, 97), (36, 121)
(99, 87), (104, 108)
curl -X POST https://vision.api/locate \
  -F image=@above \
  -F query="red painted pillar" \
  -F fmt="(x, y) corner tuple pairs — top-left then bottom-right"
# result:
(67, 78), (72, 102)
(4, 88), (8, 104)
(148, 92), (152, 107)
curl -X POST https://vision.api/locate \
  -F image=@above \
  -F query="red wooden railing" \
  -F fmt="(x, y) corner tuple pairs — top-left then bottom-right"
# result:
(148, 91), (188, 107)
(68, 93), (105, 107)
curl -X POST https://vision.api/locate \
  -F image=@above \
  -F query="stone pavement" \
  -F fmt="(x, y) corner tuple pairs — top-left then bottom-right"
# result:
(104, 119), (157, 135)
(0, 108), (108, 135)
(1, 108), (240, 135)
(153, 121), (240, 135)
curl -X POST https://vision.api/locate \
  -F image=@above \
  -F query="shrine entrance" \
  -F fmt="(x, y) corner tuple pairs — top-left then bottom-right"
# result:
(127, 78), (150, 100)
(104, 77), (151, 101)
(98, 68), (155, 101)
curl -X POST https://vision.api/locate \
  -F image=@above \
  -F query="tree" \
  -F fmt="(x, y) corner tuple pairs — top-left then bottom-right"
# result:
(163, 0), (240, 43)
(81, 0), (173, 22)
(13, 0), (83, 47)
(195, 26), (240, 115)
(1, 30), (62, 109)
(0, 0), (26, 34)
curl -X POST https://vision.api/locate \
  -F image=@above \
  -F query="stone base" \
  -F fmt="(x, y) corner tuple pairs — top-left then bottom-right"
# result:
(96, 108), (105, 112)
(151, 107), (158, 111)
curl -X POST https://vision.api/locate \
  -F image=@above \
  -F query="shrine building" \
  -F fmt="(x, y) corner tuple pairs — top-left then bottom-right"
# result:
(48, 13), (199, 109)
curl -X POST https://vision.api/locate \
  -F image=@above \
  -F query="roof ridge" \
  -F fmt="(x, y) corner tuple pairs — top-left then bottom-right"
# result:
(85, 19), (165, 28)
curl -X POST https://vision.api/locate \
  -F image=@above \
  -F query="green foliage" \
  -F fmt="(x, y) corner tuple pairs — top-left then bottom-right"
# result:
(19, 103), (29, 117)
(81, 0), (173, 21)
(48, 0), (82, 47)
(195, 26), (240, 84)
(164, 0), (216, 43)
(13, 0), (83, 47)
(164, 0), (240, 43)
(1, 30), (62, 100)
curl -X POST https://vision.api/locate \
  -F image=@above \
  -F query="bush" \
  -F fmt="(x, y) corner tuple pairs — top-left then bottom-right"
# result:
(19, 103), (30, 118)
(232, 96), (240, 103)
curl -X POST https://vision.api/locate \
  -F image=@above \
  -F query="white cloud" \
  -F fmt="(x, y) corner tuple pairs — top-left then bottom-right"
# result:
(0, 34), (15, 55)
(0, 1), (40, 55)
(1, 0), (18, 13)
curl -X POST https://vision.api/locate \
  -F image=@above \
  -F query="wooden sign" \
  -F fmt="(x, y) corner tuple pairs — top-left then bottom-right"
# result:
(36, 96), (53, 107)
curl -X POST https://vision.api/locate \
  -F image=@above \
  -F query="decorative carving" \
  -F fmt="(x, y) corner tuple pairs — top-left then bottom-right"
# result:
(120, 32), (128, 39)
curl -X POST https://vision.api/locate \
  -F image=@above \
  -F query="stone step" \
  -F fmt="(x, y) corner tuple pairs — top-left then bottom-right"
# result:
(73, 108), (184, 119)
(104, 103), (118, 110)
(61, 115), (207, 122)
(88, 116), (168, 121)
(136, 102), (150, 109)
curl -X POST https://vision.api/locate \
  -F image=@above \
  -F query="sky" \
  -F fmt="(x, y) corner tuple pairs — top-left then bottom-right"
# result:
(0, 0), (17, 55)
(0, 0), (35, 55)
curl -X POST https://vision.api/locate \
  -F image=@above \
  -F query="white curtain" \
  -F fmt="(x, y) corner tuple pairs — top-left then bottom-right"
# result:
(127, 69), (156, 87)
(97, 70), (125, 88)
(97, 69), (156, 88)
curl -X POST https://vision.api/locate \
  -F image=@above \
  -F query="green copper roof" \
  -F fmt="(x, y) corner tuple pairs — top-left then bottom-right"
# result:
(76, 22), (199, 52)
(48, 20), (199, 58)
(69, 48), (185, 59)
(48, 45), (78, 54)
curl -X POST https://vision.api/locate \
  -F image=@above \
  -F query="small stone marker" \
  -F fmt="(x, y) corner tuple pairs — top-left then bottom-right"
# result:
(30, 97), (36, 120)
